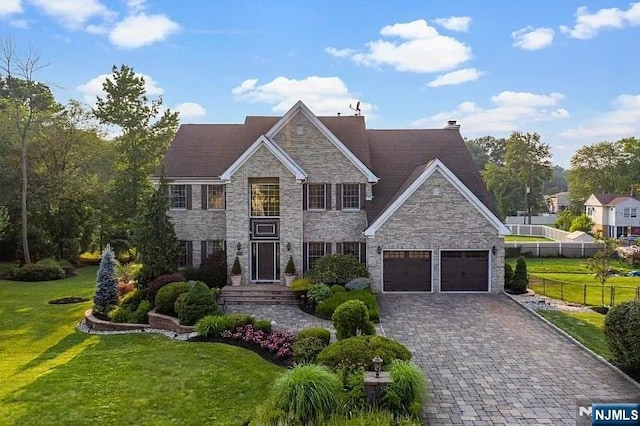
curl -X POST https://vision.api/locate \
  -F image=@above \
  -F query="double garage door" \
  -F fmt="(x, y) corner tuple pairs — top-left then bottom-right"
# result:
(383, 250), (489, 292)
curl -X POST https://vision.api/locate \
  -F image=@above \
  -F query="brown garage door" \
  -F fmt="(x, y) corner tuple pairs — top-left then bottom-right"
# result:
(440, 251), (489, 292)
(383, 251), (431, 292)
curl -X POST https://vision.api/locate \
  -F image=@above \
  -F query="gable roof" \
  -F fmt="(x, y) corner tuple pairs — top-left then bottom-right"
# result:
(586, 194), (640, 206)
(364, 159), (510, 236)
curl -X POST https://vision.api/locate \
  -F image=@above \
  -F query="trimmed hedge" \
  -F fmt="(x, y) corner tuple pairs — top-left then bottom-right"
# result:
(8, 263), (66, 281)
(293, 336), (328, 363)
(316, 289), (379, 322)
(297, 327), (331, 346)
(317, 335), (412, 370)
(174, 281), (219, 325)
(604, 300), (640, 375)
(332, 299), (375, 340)
(195, 313), (254, 338)
(330, 284), (346, 294)
(155, 282), (190, 315)
(147, 273), (185, 304)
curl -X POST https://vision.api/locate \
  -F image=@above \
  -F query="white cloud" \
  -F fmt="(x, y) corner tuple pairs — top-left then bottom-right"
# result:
(109, 13), (180, 48)
(560, 2), (640, 39)
(231, 76), (375, 116)
(175, 102), (206, 118)
(77, 72), (164, 105)
(0, 0), (22, 17)
(412, 91), (569, 133)
(433, 16), (472, 32)
(512, 27), (554, 50)
(29, 0), (113, 29)
(324, 47), (356, 58)
(126, 0), (146, 13)
(559, 94), (640, 139)
(328, 19), (472, 73)
(10, 19), (29, 28)
(427, 68), (483, 87)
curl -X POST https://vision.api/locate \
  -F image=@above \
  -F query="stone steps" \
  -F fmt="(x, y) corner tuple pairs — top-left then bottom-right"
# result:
(219, 285), (298, 305)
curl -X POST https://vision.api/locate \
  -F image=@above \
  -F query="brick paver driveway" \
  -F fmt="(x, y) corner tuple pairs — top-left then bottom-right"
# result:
(378, 294), (640, 425)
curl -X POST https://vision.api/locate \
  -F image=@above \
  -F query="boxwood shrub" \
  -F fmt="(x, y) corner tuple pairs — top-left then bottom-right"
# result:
(174, 281), (219, 325)
(316, 335), (412, 370)
(147, 273), (185, 304)
(604, 300), (640, 375)
(297, 327), (331, 346)
(316, 289), (379, 322)
(155, 281), (190, 315)
(332, 300), (375, 340)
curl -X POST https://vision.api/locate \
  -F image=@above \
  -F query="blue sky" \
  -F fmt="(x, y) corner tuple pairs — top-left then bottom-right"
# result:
(2, 0), (639, 167)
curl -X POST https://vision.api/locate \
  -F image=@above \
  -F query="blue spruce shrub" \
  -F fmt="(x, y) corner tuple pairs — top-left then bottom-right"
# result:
(93, 244), (118, 315)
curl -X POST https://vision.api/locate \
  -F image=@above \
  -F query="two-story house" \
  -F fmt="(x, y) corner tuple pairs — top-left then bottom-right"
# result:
(548, 191), (570, 214)
(584, 193), (640, 238)
(157, 101), (509, 293)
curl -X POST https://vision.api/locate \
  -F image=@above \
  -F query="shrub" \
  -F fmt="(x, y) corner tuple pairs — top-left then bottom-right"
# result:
(181, 266), (205, 282)
(120, 288), (145, 311)
(17, 227), (55, 262)
(78, 250), (101, 265)
(293, 336), (328, 363)
(381, 360), (428, 417)
(198, 249), (227, 288)
(290, 277), (313, 292)
(231, 256), (241, 275)
(36, 258), (73, 276)
(332, 300), (375, 340)
(109, 305), (135, 323)
(306, 254), (369, 284)
(109, 239), (130, 257)
(195, 313), (254, 338)
(317, 335), (412, 370)
(58, 238), (80, 262)
(335, 367), (368, 414)
(155, 282), (190, 315)
(174, 281), (219, 325)
(221, 325), (294, 358)
(331, 284), (346, 293)
(8, 263), (65, 281)
(511, 256), (528, 294)
(297, 327), (331, 346)
(271, 364), (341, 425)
(134, 300), (152, 324)
(604, 300), (640, 375)
(285, 256), (296, 275)
(344, 277), (370, 291)
(117, 262), (142, 283)
(146, 272), (185, 304)
(308, 283), (332, 305)
(504, 263), (514, 290)
(253, 319), (273, 333)
(316, 289), (380, 322)
(93, 245), (118, 314)
(117, 281), (136, 298)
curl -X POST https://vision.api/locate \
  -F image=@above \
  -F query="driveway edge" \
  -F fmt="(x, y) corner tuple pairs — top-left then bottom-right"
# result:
(503, 292), (640, 392)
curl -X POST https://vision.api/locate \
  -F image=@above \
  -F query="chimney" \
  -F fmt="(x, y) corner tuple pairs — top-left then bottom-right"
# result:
(445, 120), (461, 131)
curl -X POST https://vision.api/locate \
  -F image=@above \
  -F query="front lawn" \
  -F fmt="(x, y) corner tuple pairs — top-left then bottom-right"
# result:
(537, 310), (611, 360)
(505, 235), (553, 242)
(0, 266), (282, 425)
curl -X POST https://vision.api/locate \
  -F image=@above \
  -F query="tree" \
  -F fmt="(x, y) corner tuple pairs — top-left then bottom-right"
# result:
(543, 165), (568, 196)
(94, 65), (179, 234)
(512, 256), (528, 294)
(94, 244), (118, 315)
(587, 239), (618, 307)
(465, 136), (507, 170)
(0, 205), (8, 239)
(1, 39), (53, 264)
(621, 137), (640, 192)
(555, 209), (578, 231)
(134, 176), (179, 286)
(567, 141), (630, 203)
(569, 214), (594, 233)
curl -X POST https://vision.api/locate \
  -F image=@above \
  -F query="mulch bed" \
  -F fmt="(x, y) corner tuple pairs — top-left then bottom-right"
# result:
(48, 296), (90, 304)
(189, 335), (293, 367)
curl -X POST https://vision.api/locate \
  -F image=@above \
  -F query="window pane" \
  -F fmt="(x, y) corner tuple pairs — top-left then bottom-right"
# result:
(308, 184), (325, 210)
(251, 183), (280, 216)
(207, 185), (224, 210)
(178, 240), (187, 267)
(170, 185), (187, 209)
(342, 242), (359, 258)
(342, 183), (360, 210)
(206, 240), (224, 256)
(308, 242), (325, 269)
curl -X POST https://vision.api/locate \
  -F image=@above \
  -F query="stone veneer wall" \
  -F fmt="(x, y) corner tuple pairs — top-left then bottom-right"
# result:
(225, 144), (303, 285)
(366, 171), (505, 294)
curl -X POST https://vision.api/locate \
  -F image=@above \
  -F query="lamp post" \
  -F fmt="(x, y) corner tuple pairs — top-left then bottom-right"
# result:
(372, 355), (383, 378)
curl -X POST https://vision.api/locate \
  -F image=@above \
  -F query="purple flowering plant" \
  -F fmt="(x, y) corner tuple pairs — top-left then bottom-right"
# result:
(221, 325), (294, 358)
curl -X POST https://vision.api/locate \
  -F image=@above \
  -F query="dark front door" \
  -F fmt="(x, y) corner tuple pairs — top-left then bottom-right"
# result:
(383, 251), (431, 292)
(251, 242), (280, 282)
(440, 251), (489, 292)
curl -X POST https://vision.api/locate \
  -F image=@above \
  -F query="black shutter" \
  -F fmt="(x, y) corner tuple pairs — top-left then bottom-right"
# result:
(201, 185), (208, 210)
(336, 242), (343, 254)
(186, 241), (193, 266)
(303, 243), (308, 272)
(325, 184), (331, 210)
(336, 184), (342, 210)
(302, 183), (308, 210)
(325, 242), (332, 255)
(359, 242), (367, 264)
(360, 183), (366, 210)
(187, 185), (193, 210)
(201, 241), (207, 265)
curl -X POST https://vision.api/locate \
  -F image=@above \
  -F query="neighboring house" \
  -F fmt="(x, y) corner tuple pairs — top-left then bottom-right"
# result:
(584, 194), (640, 238)
(548, 191), (570, 213)
(156, 101), (509, 293)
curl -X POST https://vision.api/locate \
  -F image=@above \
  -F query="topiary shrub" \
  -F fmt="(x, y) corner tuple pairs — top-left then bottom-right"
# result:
(330, 284), (345, 294)
(195, 313), (254, 338)
(307, 283), (332, 305)
(174, 281), (219, 325)
(511, 256), (528, 294)
(155, 281), (190, 315)
(231, 256), (241, 275)
(306, 254), (369, 284)
(285, 256), (296, 275)
(345, 277), (370, 291)
(297, 327), (331, 346)
(332, 300), (375, 340)
(8, 263), (65, 281)
(253, 319), (273, 333)
(93, 245), (118, 315)
(146, 273), (185, 304)
(504, 263), (514, 291)
(316, 289), (379, 322)
(604, 300), (640, 376)
(293, 336), (328, 363)
(381, 360), (428, 417)
(270, 364), (341, 425)
(317, 335), (412, 370)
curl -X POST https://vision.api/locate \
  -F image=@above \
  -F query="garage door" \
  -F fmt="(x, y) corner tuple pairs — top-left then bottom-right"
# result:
(383, 251), (431, 292)
(440, 251), (489, 292)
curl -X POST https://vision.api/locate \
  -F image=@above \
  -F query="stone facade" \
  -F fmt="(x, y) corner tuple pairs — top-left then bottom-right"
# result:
(366, 170), (504, 294)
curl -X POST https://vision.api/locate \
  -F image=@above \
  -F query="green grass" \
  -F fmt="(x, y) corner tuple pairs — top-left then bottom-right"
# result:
(538, 310), (611, 359)
(0, 266), (283, 425)
(506, 257), (635, 274)
(504, 235), (553, 242)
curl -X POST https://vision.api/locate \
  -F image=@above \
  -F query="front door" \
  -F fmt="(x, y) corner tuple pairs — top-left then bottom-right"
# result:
(251, 242), (280, 282)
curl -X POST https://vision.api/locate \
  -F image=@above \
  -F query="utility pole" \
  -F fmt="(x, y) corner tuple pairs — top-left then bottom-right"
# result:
(524, 185), (531, 225)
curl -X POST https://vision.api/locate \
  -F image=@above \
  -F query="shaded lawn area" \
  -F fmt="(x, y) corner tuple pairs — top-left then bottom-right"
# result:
(538, 310), (611, 360)
(506, 257), (635, 274)
(0, 266), (282, 425)
(504, 235), (553, 242)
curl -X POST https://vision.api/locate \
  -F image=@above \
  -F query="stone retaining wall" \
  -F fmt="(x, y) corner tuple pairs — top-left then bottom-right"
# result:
(84, 309), (150, 331)
(148, 309), (195, 334)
